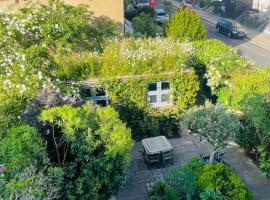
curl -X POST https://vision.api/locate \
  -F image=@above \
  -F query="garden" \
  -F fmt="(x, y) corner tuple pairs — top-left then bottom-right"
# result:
(0, 1), (270, 199)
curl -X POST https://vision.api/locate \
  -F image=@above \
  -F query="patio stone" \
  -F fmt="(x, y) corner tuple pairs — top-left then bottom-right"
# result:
(136, 170), (154, 183)
(136, 158), (148, 171)
(117, 133), (270, 200)
(152, 169), (164, 181)
(117, 183), (148, 200)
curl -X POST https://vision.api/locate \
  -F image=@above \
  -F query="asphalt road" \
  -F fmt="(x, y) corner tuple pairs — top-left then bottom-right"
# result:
(203, 20), (270, 68)
(162, 2), (270, 68)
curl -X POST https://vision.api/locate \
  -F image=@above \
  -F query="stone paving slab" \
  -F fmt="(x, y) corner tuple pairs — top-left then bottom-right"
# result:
(117, 133), (270, 200)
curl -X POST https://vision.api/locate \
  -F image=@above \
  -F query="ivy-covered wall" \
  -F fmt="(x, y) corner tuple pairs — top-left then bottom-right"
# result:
(91, 70), (200, 139)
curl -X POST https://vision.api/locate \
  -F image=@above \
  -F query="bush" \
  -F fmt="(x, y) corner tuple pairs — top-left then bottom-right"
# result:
(0, 125), (63, 200)
(132, 13), (157, 37)
(198, 164), (253, 200)
(200, 189), (225, 200)
(166, 6), (206, 41)
(40, 103), (133, 200)
(165, 167), (199, 200)
(137, 6), (156, 18)
(150, 181), (178, 200)
(0, 125), (47, 177)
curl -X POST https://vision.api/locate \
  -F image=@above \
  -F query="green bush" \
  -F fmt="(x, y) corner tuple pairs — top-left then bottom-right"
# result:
(166, 6), (206, 41)
(40, 103), (133, 200)
(0, 125), (47, 177)
(198, 164), (253, 200)
(200, 189), (225, 200)
(0, 125), (63, 199)
(54, 52), (101, 80)
(150, 181), (178, 200)
(165, 167), (199, 200)
(132, 13), (158, 37)
(137, 6), (156, 18)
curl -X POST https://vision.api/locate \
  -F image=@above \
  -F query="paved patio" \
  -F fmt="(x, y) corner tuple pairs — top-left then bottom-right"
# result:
(115, 132), (270, 200)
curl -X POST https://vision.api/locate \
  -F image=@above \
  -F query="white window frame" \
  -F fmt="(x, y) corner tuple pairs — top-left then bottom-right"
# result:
(147, 81), (171, 108)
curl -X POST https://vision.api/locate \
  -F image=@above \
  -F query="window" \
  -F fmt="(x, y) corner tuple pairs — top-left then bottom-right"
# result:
(147, 81), (171, 107)
(80, 86), (108, 106)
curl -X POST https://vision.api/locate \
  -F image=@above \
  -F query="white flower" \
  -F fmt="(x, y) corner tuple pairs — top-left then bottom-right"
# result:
(38, 71), (43, 80)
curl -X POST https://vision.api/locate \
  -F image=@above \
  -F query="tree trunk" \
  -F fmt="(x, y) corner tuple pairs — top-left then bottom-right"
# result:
(209, 150), (217, 164)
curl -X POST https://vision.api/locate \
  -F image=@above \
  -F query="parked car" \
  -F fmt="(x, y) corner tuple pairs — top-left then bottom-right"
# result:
(132, 0), (149, 9)
(216, 18), (247, 38)
(156, 8), (169, 24)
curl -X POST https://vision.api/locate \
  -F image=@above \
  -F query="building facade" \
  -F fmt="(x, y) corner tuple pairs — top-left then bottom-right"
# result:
(252, 0), (270, 12)
(0, 0), (124, 29)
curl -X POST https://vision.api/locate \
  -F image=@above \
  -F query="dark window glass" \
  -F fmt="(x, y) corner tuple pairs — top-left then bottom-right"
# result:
(80, 88), (92, 98)
(96, 100), (107, 107)
(148, 82), (157, 91)
(96, 88), (106, 96)
(161, 82), (170, 90)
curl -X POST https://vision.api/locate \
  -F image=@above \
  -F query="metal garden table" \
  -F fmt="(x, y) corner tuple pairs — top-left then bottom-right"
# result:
(142, 136), (173, 165)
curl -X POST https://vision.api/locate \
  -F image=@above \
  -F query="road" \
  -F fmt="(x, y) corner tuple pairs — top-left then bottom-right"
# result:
(203, 20), (270, 68)
(159, 1), (270, 68)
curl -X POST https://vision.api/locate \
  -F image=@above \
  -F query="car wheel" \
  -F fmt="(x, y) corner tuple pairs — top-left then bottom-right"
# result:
(216, 27), (220, 33)
(227, 32), (232, 38)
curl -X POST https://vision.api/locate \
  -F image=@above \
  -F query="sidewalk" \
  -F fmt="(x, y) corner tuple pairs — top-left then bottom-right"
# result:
(167, 0), (270, 51)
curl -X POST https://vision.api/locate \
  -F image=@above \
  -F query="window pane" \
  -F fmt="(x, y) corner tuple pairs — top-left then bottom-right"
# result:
(95, 87), (106, 96)
(149, 95), (157, 103)
(148, 82), (157, 91)
(161, 82), (170, 90)
(96, 100), (107, 107)
(161, 94), (170, 103)
(80, 88), (92, 98)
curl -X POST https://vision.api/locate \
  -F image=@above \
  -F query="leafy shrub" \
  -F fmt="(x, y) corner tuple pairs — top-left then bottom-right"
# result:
(166, 6), (206, 41)
(40, 103), (133, 200)
(183, 157), (204, 176)
(193, 39), (255, 93)
(0, 125), (63, 200)
(198, 164), (253, 200)
(150, 181), (177, 200)
(165, 167), (199, 200)
(0, 125), (47, 177)
(132, 13), (158, 37)
(200, 189), (225, 200)
(206, 1), (222, 14)
(137, 6), (156, 18)
(54, 52), (100, 80)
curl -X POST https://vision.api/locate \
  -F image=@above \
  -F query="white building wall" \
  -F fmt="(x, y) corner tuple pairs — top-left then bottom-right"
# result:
(253, 0), (270, 12)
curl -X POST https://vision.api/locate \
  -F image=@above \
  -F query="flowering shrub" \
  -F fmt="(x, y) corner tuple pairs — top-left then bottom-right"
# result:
(193, 39), (255, 93)
(100, 38), (195, 77)
(0, 0), (117, 135)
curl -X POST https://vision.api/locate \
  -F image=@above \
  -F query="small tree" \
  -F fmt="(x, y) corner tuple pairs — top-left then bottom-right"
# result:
(132, 13), (157, 37)
(182, 102), (241, 164)
(166, 6), (206, 41)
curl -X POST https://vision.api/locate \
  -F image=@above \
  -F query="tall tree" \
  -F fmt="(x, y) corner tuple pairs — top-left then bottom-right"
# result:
(166, 6), (206, 41)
